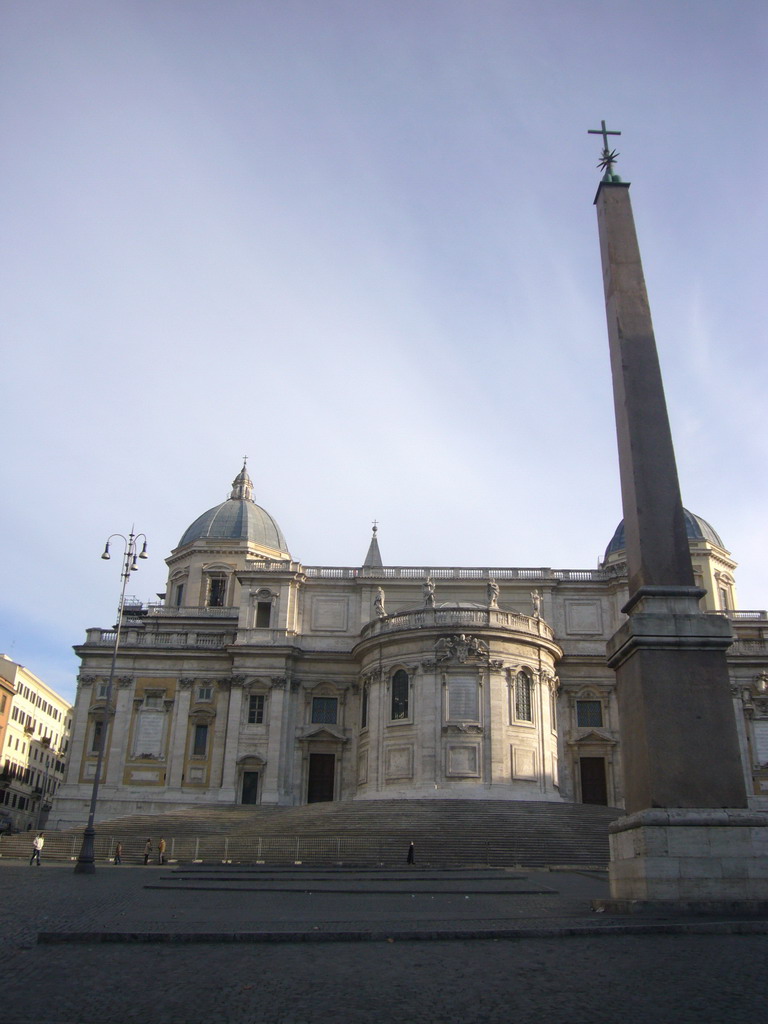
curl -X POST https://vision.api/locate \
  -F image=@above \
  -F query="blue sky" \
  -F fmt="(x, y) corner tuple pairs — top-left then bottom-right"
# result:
(1, 0), (766, 703)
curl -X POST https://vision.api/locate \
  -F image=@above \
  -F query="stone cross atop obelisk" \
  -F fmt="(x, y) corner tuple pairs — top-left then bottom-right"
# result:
(587, 124), (765, 906)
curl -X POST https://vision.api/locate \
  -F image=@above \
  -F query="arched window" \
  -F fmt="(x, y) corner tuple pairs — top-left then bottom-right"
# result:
(515, 671), (532, 722)
(391, 670), (409, 721)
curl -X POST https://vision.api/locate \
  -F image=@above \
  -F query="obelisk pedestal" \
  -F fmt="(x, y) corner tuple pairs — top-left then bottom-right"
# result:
(593, 175), (768, 904)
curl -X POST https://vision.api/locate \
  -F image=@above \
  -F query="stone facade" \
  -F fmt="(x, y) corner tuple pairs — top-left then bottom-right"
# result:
(0, 655), (73, 832)
(52, 467), (768, 827)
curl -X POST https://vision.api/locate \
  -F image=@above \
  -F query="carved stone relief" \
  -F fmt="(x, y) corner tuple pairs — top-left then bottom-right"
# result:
(435, 634), (489, 664)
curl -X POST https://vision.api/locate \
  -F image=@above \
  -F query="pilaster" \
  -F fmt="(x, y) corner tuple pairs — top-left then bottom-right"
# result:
(261, 677), (287, 803)
(217, 677), (244, 800)
(166, 679), (193, 790)
(104, 677), (135, 786)
(67, 675), (94, 784)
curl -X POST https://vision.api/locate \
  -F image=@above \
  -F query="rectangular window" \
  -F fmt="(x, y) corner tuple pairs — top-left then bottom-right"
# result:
(311, 697), (338, 724)
(248, 695), (265, 724)
(208, 577), (226, 607)
(174, 583), (185, 607)
(391, 671), (409, 721)
(0, 694), (6, 714)
(255, 601), (272, 628)
(192, 723), (208, 756)
(91, 720), (104, 753)
(576, 700), (603, 728)
(197, 686), (213, 702)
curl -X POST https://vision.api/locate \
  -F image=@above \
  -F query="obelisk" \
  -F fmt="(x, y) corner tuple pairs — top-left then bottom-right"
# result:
(590, 123), (765, 903)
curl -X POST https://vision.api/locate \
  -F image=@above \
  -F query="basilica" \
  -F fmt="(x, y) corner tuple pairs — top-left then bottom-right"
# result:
(52, 464), (768, 828)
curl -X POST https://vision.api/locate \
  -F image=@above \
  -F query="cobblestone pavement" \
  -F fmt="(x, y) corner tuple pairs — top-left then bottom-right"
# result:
(1, 863), (767, 1024)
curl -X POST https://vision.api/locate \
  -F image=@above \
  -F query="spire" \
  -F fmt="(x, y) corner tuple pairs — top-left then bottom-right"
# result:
(230, 459), (254, 502)
(363, 521), (383, 568)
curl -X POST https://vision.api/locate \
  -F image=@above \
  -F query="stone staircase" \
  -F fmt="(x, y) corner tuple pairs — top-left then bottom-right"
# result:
(0, 799), (621, 868)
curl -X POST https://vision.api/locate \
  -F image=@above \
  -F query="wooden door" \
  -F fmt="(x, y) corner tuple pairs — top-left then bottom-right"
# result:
(241, 771), (259, 804)
(579, 757), (608, 805)
(307, 753), (335, 803)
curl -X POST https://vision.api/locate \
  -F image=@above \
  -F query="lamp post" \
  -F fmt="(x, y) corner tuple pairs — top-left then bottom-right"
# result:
(74, 529), (148, 874)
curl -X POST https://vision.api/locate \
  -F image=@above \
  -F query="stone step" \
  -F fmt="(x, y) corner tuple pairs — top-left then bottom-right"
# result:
(2, 800), (621, 868)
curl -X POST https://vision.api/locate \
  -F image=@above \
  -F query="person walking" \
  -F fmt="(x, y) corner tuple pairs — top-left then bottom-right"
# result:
(143, 838), (152, 865)
(114, 841), (123, 865)
(406, 841), (415, 865)
(158, 837), (167, 865)
(29, 832), (44, 867)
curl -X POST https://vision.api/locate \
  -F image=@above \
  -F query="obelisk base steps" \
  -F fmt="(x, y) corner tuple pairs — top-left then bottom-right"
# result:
(603, 808), (768, 903)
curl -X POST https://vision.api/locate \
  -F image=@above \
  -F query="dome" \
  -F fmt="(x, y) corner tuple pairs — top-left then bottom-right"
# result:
(177, 464), (291, 556)
(604, 508), (725, 561)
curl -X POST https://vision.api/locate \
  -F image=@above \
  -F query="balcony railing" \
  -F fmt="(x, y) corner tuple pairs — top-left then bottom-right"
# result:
(84, 630), (235, 650)
(361, 606), (555, 642)
(145, 604), (238, 618)
(302, 565), (619, 581)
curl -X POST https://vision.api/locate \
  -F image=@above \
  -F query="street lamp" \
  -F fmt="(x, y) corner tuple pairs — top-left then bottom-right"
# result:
(74, 528), (148, 874)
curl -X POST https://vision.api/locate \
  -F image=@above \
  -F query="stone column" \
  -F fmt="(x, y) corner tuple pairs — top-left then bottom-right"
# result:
(594, 178), (765, 904)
